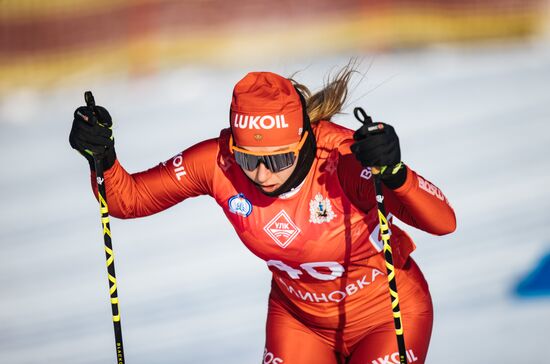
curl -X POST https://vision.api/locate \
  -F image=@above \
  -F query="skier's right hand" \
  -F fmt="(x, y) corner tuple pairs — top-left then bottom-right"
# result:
(69, 105), (116, 171)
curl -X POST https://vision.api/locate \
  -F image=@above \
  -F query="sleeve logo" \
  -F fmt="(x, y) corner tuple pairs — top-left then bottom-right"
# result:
(360, 168), (372, 180)
(418, 175), (448, 203)
(172, 153), (187, 180)
(164, 152), (187, 180)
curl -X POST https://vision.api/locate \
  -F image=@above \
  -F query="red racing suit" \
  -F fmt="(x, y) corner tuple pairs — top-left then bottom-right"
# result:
(91, 120), (456, 364)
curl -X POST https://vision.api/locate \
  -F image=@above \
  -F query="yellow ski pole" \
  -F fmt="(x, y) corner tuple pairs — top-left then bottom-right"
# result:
(85, 91), (125, 364)
(354, 107), (408, 364)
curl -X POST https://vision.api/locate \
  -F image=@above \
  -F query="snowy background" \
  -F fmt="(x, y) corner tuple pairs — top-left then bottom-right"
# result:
(1, 40), (550, 363)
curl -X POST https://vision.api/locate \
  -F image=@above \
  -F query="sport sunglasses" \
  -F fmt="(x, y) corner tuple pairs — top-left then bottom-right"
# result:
(229, 131), (309, 173)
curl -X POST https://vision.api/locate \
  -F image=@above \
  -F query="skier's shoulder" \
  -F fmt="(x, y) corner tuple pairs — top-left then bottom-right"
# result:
(314, 120), (354, 150)
(180, 135), (220, 163)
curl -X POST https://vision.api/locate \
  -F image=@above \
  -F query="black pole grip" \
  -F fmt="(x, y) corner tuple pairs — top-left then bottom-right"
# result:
(85, 91), (96, 109)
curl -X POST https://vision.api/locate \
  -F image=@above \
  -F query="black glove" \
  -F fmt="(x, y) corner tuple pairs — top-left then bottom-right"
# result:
(350, 107), (407, 189)
(69, 105), (116, 171)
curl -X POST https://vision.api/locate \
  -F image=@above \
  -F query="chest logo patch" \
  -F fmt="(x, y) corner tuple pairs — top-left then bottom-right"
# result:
(309, 193), (336, 224)
(264, 210), (301, 249)
(228, 193), (253, 217)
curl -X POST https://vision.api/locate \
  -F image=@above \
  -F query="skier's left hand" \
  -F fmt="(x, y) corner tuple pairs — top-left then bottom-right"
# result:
(351, 121), (401, 168)
(350, 108), (406, 189)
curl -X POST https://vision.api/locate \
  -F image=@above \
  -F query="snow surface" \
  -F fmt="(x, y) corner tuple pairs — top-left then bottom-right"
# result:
(1, 40), (549, 363)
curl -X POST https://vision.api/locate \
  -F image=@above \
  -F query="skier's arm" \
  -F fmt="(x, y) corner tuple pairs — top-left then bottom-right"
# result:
(69, 103), (216, 218)
(379, 166), (456, 235)
(339, 141), (456, 236)
(90, 138), (217, 219)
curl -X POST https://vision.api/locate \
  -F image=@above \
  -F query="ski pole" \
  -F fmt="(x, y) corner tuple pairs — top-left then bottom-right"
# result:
(85, 91), (125, 364)
(354, 107), (408, 364)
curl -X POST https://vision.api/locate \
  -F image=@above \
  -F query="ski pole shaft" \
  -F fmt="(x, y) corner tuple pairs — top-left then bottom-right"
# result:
(354, 107), (407, 364)
(373, 174), (407, 364)
(85, 91), (125, 364)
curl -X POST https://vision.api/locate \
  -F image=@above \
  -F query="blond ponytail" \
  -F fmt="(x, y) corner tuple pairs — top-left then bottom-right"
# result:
(290, 63), (357, 124)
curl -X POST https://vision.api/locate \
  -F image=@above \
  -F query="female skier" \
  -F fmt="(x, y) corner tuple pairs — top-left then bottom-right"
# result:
(69, 68), (456, 364)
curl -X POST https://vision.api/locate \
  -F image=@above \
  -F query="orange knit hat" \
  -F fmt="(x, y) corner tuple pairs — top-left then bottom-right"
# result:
(230, 72), (305, 147)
